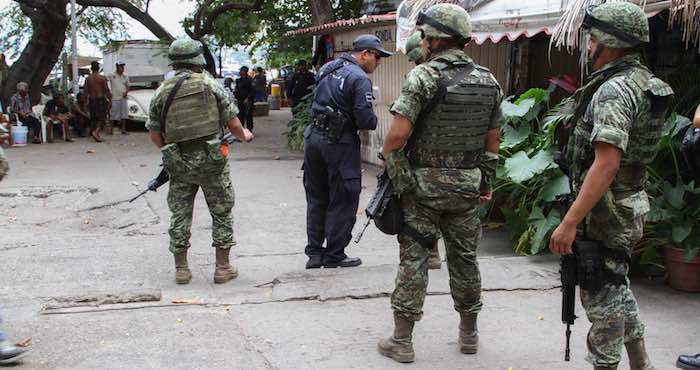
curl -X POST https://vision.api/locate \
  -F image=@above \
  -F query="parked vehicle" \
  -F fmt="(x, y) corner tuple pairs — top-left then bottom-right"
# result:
(102, 40), (170, 123)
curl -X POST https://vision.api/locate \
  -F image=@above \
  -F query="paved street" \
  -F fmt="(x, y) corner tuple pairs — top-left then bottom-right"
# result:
(1, 109), (698, 369)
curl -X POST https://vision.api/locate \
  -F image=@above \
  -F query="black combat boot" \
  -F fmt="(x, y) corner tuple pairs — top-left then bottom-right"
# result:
(377, 313), (415, 363)
(0, 340), (29, 365)
(677, 354), (700, 370)
(458, 312), (478, 354)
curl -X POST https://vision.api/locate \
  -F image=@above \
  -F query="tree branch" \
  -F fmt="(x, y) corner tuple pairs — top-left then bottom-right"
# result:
(76, 0), (174, 40)
(198, 0), (264, 37)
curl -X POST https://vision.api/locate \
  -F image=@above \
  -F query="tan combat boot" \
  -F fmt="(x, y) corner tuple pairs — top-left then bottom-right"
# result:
(458, 312), (478, 354)
(214, 248), (239, 284)
(377, 313), (415, 363)
(428, 243), (442, 270)
(174, 252), (192, 284)
(626, 339), (656, 370)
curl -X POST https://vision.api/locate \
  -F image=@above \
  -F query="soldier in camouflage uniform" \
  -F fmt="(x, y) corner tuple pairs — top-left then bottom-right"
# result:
(405, 31), (442, 270)
(146, 38), (254, 285)
(549, 3), (673, 370)
(377, 4), (502, 363)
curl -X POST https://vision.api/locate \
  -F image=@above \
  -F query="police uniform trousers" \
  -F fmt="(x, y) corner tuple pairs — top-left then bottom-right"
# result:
(163, 140), (236, 255)
(302, 125), (361, 263)
(391, 168), (483, 321)
(580, 208), (646, 367)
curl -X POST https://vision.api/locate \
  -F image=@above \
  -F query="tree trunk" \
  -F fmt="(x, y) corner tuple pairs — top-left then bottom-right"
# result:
(308, 0), (334, 25)
(2, 2), (70, 105)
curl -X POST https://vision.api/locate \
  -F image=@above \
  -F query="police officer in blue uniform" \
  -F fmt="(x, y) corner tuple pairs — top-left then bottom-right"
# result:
(303, 35), (392, 269)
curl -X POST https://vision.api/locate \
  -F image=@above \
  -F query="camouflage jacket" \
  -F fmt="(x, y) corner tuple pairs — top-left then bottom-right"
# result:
(146, 69), (238, 133)
(388, 48), (502, 198)
(567, 54), (673, 245)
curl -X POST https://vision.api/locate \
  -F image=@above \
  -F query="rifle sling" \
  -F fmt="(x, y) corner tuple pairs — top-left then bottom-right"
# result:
(161, 74), (190, 136)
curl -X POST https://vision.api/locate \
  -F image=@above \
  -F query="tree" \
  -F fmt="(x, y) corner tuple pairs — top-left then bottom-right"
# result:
(181, 0), (362, 72)
(0, 0), (172, 104)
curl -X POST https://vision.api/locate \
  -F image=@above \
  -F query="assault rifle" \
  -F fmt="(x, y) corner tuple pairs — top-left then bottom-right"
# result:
(130, 169), (169, 202)
(558, 192), (578, 362)
(130, 133), (240, 203)
(354, 168), (403, 243)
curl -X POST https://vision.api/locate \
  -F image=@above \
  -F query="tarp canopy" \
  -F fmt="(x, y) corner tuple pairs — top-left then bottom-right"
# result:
(469, 0), (672, 45)
(396, 0), (673, 49)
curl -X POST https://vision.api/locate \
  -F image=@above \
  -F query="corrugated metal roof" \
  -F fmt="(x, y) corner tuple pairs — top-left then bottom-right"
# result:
(286, 14), (396, 36)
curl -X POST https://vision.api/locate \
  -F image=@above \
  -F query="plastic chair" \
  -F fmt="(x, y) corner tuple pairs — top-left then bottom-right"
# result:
(32, 105), (47, 142)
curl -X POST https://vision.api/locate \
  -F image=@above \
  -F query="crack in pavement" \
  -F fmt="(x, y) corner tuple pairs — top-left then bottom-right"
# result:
(37, 286), (560, 315)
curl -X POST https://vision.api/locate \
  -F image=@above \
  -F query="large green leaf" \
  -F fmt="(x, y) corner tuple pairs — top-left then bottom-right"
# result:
(528, 207), (561, 254)
(672, 223), (693, 244)
(501, 124), (531, 149)
(502, 207), (529, 241)
(501, 98), (536, 119)
(663, 181), (686, 209)
(504, 150), (556, 184)
(539, 173), (571, 202)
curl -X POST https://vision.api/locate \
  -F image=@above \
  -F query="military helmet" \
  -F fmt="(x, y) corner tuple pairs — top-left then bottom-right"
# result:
(405, 32), (423, 63)
(416, 3), (471, 41)
(168, 37), (206, 66)
(583, 2), (650, 48)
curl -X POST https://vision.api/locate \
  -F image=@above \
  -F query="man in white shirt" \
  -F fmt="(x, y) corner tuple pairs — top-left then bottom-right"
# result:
(108, 61), (130, 134)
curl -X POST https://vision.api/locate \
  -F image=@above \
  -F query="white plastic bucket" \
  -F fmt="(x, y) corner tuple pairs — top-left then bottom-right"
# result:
(11, 125), (28, 146)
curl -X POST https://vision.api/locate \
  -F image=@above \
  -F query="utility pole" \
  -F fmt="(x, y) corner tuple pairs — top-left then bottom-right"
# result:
(71, 0), (79, 97)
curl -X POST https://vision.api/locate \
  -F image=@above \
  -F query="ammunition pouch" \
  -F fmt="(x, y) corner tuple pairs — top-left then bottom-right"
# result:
(574, 238), (628, 292)
(161, 144), (190, 176)
(313, 109), (350, 142)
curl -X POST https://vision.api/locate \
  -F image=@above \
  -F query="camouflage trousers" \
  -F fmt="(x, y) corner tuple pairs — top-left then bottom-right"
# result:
(581, 215), (646, 367)
(0, 146), (9, 182)
(163, 144), (235, 255)
(391, 193), (482, 321)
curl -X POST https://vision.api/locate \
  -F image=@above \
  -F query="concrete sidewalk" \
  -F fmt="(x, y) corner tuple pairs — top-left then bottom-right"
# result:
(0, 109), (697, 369)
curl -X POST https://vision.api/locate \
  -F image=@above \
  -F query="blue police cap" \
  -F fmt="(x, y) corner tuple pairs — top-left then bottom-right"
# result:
(352, 35), (393, 57)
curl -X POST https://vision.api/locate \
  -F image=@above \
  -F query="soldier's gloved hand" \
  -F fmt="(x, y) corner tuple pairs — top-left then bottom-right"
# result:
(242, 128), (254, 142)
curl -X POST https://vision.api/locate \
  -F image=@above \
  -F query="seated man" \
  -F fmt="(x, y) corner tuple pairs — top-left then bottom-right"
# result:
(10, 82), (42, 144)
(70, 92), (90, 137)
(42, 93), (74, 143)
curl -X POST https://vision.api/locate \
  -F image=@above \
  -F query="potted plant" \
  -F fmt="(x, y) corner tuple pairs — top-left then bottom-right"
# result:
(637, 115), (700, 292)
(641, 180), (700, 292)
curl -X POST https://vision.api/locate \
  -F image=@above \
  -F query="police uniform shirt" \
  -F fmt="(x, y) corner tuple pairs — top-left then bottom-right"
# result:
(311, 54), (377, 131)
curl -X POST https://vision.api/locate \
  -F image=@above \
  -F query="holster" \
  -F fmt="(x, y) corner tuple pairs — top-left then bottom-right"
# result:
(573, 237), (628, 292)
(314, 108), (349, 142)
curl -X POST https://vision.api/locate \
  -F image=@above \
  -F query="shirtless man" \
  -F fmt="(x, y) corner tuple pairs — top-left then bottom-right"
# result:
(85, 61), (111, 142)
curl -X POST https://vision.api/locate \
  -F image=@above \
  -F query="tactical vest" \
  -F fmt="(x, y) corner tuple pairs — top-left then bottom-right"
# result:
(162, 73), (221, 144)
(408, 60), (500, 169)
(567, 61), (673, 193)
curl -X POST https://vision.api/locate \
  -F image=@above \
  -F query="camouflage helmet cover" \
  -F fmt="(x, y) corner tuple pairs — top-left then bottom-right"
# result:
(584, 2), (650, 48)
(416, 3), (472, 40)
(405, 32), (423, 63)
(168, 37), (206, 66)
